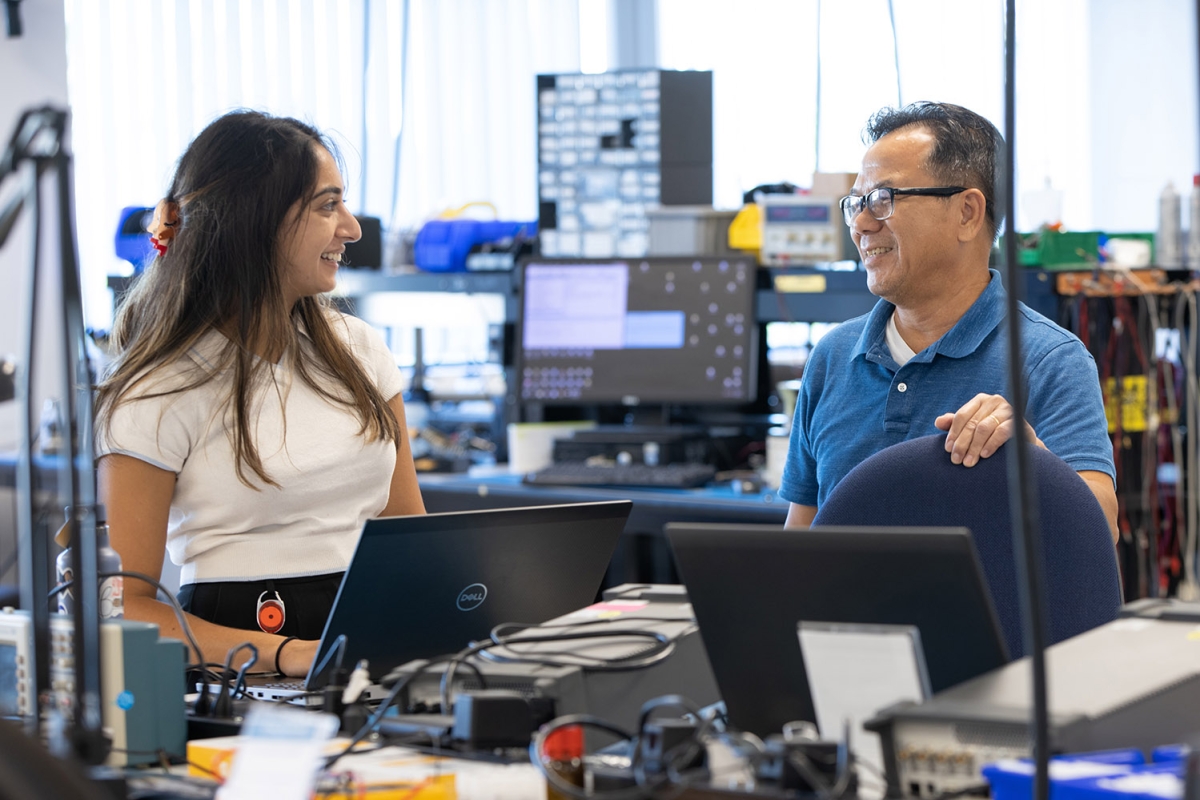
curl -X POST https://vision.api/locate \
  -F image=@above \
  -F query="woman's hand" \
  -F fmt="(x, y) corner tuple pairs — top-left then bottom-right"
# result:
(100, 454), (327, 674)
(277, 638), (321, 677)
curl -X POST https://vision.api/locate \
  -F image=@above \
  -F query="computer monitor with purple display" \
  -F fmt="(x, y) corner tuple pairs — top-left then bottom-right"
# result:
(518, 257), (759, 408)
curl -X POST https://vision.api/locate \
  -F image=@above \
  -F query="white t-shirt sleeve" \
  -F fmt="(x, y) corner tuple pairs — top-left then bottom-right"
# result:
(97, 315), (399, 474)
(96, 381), (194, 473)
(336, 313), (403, 400)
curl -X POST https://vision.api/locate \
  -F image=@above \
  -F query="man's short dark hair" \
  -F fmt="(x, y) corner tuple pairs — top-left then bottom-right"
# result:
(865, 102), (1004, 241)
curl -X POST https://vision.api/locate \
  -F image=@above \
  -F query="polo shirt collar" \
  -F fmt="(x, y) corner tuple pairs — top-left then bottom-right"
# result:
(933, 268), (1005, 358)
(851, 268), (1005, 362)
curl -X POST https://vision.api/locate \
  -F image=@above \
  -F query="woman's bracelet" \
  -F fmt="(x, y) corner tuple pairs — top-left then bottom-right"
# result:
(274, 636), (300, 674)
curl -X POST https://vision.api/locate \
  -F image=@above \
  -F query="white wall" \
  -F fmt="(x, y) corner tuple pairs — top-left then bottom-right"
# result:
(1089, 0), (1199, 233)
(0, 0), (70, 586)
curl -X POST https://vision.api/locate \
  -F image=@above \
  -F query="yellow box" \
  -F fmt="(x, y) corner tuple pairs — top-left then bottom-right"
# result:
(186, 737), (457, 799)
(773, 274), (827, 294)
(1103, 375), (1149, 433)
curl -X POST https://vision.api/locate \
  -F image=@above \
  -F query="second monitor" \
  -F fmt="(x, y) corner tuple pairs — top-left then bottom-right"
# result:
(519, 257), (758, 405)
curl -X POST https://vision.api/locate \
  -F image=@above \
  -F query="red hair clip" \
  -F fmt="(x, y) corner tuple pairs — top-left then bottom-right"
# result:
(147, 199), (180, 255)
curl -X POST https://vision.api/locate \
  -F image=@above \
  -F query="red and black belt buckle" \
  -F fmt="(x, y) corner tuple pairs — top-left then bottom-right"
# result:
(256, 590), (286, 634)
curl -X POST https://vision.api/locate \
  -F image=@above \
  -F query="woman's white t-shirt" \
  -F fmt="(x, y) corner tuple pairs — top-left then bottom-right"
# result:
(96, 312), (403, 585)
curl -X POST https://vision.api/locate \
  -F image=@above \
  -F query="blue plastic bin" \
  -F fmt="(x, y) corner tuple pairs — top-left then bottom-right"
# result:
(984, 750), (1185, 800)
(413, 218), (536, 272)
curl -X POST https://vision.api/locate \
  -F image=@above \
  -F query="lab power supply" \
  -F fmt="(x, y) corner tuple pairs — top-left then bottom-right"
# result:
(866, 601), (1200, 798)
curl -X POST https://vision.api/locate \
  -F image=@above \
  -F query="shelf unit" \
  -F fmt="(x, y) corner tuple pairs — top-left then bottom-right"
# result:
(108, 270), (518, 313)
(109, 264), (1059, 341)
(106, 264), (1060, 445)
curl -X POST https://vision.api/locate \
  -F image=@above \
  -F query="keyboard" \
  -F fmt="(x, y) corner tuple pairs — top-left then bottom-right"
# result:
(523, 461), (717, 489)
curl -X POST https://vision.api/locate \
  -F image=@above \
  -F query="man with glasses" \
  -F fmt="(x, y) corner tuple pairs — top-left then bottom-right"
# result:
(780, 102), (1117, 540)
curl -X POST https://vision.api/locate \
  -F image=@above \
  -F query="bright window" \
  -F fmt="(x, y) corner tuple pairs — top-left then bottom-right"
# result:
(64, 0), (583, 333)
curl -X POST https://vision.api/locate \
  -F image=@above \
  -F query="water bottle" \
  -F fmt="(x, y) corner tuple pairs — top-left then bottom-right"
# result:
(1189, 175), (1200, 268)
(55, 508), (124, 619)
(1158, 182), (1182, 267)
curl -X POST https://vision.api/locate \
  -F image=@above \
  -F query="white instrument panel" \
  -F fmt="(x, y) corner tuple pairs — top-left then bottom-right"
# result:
(759, 195), (846, 265)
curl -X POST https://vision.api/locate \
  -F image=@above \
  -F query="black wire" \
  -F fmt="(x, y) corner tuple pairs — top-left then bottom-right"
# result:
(630, 695), (707, 793)
(213, 642), (257, 717)
(530, 714), (639, 800)
(489, 616), (689, 640)
(926, 786), (991, 800)
(324, 657), (448, 771)
(229, 643), (259, 698)
(528, 697), (725, 800)
(482, 618), (675, 665)
(525, 689), (878, 800)
(48, 569), (205, 670)
(478, 643), (659, 666)
(485, 616), (693, 666)
(446, 656), (487, 691)
(335, 622), (685, 770)
(53, 569), (224, 721)
(785, 746), (856, 800)
(109, 746), (224, 796)
(439, 627), (677, 712)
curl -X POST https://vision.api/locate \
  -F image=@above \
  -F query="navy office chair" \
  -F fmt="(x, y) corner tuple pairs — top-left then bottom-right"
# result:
(811, 433), (1120, 659)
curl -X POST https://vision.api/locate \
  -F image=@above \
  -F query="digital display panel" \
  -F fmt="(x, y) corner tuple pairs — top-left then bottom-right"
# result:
(0, 643), (18, 717)
(765, 204), (831, 223)
(519, 258), (758, 404)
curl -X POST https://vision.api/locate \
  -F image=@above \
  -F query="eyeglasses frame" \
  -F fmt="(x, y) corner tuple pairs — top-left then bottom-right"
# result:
(839, 186), (970, 227)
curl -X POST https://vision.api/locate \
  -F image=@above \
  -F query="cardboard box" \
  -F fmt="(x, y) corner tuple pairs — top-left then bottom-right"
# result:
(812, 172), (857, 199)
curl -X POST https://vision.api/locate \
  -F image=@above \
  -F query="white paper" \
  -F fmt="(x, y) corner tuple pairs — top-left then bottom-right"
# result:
(216, 704), (339, 800)
(798, 622), (931, 799)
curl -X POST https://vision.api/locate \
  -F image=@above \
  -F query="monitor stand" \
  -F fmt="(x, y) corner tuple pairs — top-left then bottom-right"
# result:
(622, 404), (675, 430)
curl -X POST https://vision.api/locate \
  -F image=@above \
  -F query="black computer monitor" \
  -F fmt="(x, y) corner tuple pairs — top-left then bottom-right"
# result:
(518, 257), (758, 405)
(665, 523), (1010, 737)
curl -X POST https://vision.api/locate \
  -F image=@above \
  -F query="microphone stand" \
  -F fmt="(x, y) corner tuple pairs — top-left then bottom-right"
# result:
(3, 106), (106, 764)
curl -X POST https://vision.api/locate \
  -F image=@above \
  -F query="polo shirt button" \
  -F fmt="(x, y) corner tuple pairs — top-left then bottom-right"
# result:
(897, 383), (908, 393)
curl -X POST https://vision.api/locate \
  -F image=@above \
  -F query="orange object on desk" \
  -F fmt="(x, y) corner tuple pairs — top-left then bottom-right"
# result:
(187, 737), (456, 799)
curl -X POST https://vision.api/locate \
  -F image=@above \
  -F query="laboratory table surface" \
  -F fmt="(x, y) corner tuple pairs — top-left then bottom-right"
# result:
(417, 467), (789, 586)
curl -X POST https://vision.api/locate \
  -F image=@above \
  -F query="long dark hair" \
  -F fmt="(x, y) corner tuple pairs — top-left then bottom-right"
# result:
(97, 110), (399, 487)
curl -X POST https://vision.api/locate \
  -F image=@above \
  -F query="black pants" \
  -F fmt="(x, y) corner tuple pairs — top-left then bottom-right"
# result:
(178, 572), (344, 641)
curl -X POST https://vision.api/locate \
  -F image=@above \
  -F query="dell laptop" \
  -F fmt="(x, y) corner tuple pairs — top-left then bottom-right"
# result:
(665, 524), (1010, 737)
(237, 500), (631, 701)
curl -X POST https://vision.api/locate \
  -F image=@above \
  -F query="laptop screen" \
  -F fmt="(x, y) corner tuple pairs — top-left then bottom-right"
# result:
(665, 524), (1009, 737)
(308, 500), (632, 687)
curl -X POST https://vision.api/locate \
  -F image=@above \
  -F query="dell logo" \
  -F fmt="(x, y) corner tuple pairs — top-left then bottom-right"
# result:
(456, 583), (488, 611)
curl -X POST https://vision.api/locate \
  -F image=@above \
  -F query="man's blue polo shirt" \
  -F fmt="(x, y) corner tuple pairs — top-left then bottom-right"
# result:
(779, 269), (1115, 508)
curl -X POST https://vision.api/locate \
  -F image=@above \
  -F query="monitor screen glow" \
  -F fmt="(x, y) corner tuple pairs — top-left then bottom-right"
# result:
(519, 258), (758, 404)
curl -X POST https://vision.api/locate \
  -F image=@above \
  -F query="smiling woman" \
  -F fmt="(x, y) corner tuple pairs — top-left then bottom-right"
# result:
(277, 147), (363, 307)
(92, 111), (426, 678)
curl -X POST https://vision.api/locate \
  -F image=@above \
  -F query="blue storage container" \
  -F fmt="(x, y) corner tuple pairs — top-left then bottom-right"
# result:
(413, 218), (536, 272)
(114, 205), (156, 272)
(1150, 745), (1189, 765)
(984, 750), (1185, 800)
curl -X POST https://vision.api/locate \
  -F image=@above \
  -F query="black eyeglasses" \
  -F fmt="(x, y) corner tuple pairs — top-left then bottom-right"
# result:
(839, 186), (969, 227)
